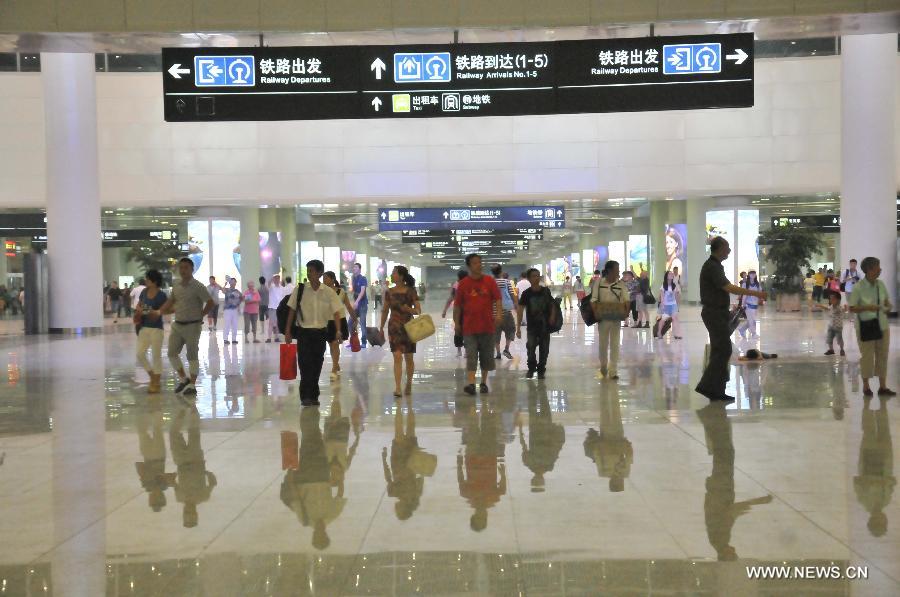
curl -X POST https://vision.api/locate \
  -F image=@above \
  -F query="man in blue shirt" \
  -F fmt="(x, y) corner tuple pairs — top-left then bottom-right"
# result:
(351, 263), (369, 347)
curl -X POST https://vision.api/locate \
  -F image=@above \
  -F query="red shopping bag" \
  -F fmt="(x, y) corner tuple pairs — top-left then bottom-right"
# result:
(279, 343), (297, 380)
(350, 330), (361, 352)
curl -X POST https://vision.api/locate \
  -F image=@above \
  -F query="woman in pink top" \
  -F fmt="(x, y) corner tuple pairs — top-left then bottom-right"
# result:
(243, 281), (261, 343)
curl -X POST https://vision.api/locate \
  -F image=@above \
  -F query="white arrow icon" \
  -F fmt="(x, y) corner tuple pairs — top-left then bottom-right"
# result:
(726, 48), (748, 65)
(443, 212), (449, 219)
(371, 57), (386, 80)
(168, 63), (191, 79)
(372, 97), (382, 112)
(380, 212), (386, 220)
(208, 65), (223, 78)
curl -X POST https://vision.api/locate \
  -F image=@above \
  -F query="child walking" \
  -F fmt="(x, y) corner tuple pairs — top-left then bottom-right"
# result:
(825, 292), (846, 356)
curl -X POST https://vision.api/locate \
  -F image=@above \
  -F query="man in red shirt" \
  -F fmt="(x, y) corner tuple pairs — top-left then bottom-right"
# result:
(454, 254), (503, 395)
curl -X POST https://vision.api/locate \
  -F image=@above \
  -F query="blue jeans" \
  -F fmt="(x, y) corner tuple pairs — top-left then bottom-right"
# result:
(356, 303), (368, 345)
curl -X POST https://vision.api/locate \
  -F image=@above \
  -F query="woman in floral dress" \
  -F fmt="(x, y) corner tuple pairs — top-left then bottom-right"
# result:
(380, 266), (421, 398)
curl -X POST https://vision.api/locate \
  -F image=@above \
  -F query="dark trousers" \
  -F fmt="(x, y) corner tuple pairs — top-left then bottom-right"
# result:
(526, 329), (550, 373)
(697, 307), (733, 397)
(297, 328), (328, 402)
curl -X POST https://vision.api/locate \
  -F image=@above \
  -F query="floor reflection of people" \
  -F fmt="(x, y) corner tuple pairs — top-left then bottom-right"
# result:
(325, 390), (360, 497)
(135, 397), (174, 512)
(697, 402), (772, 560)
(458, 398), (506, 531)
(737, 361), (762, 410)
(854, 397), (895, 537)
(281, 407), (346, 549)
(383, 397), (435, 521)
(519, 383), (565, 492)
(584, 384), (632, 492)
(170, 402), (218, 527)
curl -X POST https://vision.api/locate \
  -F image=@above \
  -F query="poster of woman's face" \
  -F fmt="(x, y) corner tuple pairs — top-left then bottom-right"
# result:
(664, 224), (687, 279)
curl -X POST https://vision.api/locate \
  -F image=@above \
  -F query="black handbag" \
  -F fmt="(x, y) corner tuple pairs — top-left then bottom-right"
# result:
(858, 284), (883, 342)
(728, 306), (746, 333)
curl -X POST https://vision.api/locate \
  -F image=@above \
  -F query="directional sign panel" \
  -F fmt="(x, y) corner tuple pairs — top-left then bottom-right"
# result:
(555, 33), (753, 113)
(162, 34), (752, 121)
(379, 207), (564, 232)
(162, 46), (360, 121)
(360, 42), (556, 118)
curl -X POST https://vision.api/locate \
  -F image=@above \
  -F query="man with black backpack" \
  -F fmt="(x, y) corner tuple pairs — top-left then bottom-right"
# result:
(283, 260), (343, 406)
(516, 268), (555, 379)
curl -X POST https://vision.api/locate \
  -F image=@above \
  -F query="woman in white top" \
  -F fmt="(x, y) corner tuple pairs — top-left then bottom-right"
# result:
(738, 270), (762, 339)
(561, 276), (574, 310)
(658, 271), (682, 340)
(573, 276), (585, 302)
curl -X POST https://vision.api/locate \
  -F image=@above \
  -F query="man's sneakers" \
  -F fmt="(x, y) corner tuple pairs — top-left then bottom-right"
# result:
(526, 370), (535, 379)
(503, 349), (513, 360)
(464, 384), (477, 396)
(495, 352), (502, 360)
(537, 371), (546, 380)
(480, 383), (489, 394)
(824, 349), (835, 355)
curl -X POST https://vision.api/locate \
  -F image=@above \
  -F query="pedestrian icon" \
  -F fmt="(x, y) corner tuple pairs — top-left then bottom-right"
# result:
(393, 52), (451, 83)
(193, 55), (256, 87)
(662, 43), (721, 75)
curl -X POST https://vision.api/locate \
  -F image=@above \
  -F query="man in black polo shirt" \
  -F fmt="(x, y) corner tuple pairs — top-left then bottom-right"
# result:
(696, 237), (768, 402)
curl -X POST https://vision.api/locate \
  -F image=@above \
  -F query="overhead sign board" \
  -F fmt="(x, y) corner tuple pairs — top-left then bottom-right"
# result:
(771, 215), (841, 233)
(32, 229), (179, 246)
(162, 33), (753, 122)
(401, 228), (544, 243)
(379, 207), (564, 232)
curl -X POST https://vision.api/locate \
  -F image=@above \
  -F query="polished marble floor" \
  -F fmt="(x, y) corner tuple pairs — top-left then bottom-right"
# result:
(0, 302), (898, 596)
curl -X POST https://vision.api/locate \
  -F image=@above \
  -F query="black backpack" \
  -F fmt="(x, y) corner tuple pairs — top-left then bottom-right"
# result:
(548, 293), (564, 334)
(579, 292), (596, 326)
(276, 285), (304, 338)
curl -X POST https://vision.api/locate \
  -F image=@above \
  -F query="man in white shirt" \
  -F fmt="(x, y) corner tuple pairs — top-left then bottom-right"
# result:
(285, 260), (343, 406)
(266, 274), (285, 343)
(516, 271), (531, 327)
(283, 276), (295, 297)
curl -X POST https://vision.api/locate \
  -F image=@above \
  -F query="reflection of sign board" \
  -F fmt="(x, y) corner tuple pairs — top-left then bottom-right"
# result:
(380, 207), (564, 232)
(163, 34), (752, 122)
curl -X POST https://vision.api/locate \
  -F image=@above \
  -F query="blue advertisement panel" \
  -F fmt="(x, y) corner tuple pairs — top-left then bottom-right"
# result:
(378, 206), (565, 231)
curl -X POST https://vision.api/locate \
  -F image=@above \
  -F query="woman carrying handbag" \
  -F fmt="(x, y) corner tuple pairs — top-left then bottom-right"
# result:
(847, 257), (895, 397)
(380, 266), (423, 398)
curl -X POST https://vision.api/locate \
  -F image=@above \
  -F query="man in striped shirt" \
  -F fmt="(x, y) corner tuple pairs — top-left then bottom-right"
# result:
(492, 265), (516, 360)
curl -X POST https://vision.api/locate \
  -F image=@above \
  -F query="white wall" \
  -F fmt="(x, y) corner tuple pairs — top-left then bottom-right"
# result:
(1, 55), (899, 209)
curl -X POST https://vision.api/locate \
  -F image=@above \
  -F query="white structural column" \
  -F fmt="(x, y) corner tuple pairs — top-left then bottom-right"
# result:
(42, 53), (103, 331)
(840, 34), (897, 308)
(685, 198), (714, 303)
(280, 207), (297, 279)
(238, 207), (261, 284)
